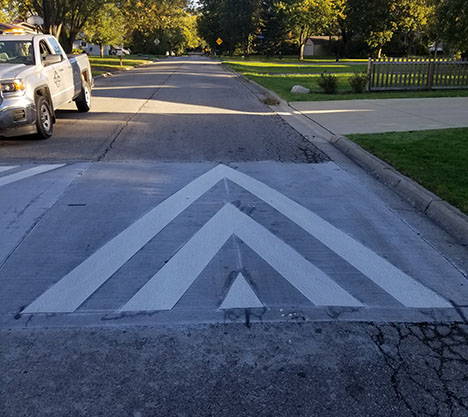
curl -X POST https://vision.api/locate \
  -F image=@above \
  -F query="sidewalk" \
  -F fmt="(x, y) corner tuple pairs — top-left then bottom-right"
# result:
(290, 97), (468, 135)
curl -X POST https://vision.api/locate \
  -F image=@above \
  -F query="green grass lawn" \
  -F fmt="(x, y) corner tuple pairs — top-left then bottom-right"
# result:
(223, 59), (468, 101)
(243, 73), (468, 101)
(224, 61), (368, 74)
(218, 55), (368, 64)
(348, 128), (468, 215)
(88, 56), (156, 76)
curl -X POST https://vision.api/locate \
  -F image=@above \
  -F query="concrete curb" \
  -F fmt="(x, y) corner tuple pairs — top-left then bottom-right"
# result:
(330, 134), (468, 245)
(221, 63), (284, 106)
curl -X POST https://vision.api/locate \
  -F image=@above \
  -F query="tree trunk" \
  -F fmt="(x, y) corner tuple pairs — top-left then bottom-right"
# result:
(59, 35), (74, 54)
(377, 47), (382, 59)
(100, 44), (104, 58)
(42, 0), (62, 39)
(300, 42), (305, 60)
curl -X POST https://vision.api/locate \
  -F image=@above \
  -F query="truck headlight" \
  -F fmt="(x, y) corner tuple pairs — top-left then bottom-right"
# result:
(0, 80), (25, 93)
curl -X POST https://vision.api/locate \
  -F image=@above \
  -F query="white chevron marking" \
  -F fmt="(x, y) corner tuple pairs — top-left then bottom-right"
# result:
(0, 166), (19, 174)
(24, 164), (450, 314)
(121, 205), (363, 311)
(220, 273), (263, 310)
(0, 164), (65, 188)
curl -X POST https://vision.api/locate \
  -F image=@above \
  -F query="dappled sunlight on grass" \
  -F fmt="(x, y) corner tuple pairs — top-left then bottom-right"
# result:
(224, 61), (367, 74)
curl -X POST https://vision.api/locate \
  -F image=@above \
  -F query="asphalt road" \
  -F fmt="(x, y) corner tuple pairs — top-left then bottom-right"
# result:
(0, 57), (323, 163)
(1, 56), (468, 417)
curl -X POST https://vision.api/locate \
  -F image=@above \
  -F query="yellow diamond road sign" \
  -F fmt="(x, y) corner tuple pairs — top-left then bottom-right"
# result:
(216, 37), (223, 45)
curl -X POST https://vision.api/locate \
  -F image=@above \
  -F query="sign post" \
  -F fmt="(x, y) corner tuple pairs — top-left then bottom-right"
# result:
(116, 49), (124, 67)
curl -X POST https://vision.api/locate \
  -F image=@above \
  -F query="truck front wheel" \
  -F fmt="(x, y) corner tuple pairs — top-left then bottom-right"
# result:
(35, 96), (53, 140)
(75, 82), (91, 112)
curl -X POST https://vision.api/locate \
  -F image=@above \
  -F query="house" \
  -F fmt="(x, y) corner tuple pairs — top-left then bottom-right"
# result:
(73, 40), (111, 56)
(303, 36), (338, 57)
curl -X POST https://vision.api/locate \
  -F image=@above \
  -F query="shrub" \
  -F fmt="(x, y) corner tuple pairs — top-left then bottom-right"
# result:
(317, 72), (338, 94)
(349, 73), (369, 93)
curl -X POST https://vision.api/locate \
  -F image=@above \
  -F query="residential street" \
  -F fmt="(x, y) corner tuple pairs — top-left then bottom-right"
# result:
(1, 56), (468, 416)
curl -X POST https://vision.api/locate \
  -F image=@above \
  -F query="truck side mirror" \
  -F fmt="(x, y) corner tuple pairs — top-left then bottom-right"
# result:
(43, 54), (62, 66)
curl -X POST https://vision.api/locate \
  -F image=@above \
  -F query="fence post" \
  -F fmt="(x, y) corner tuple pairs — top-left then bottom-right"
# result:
(367, 58), (372, 91)
(427, 58), (434, 90)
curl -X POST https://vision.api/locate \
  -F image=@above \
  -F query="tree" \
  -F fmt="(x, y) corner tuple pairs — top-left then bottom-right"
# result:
(14, 0), (109, 52)
(392, 0), (433, 55)
(15, 0), (69, 37)
(197, 0), (223, 50)
(198, 0), (260, 55)
(83, 3), (125, 57)
(330, 0), (354, 59)
(121, 0), (200, 55)
(436, 0), (468, 55)
(0, 0), (15, 21)
(61, 0), (110, 53)
(346, 0), (396, 58)
(290, 0), (334, 60)
(259, 0), (294, 56)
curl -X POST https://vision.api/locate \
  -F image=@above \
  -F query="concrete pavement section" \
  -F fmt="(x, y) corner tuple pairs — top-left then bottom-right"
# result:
(1, 161), (467, 328)
(290, 97), (468, 135)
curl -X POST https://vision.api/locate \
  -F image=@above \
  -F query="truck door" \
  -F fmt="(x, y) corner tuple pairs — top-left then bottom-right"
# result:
(39, 40), (73, 109)
(46, 37), (75, 103)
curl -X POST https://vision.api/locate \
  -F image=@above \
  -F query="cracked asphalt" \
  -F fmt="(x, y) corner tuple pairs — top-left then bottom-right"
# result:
(371, 323), (468, 416)
(2, 323), (468, 417)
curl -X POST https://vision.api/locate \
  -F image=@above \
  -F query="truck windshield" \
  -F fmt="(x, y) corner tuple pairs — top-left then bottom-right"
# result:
(0, 41), (34, 65)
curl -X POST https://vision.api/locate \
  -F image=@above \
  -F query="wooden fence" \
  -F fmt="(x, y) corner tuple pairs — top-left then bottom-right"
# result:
(367, 57), (468, 91)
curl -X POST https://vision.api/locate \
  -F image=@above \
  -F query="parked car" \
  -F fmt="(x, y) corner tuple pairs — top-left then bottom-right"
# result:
(110, 47), (130, 56)
(0, 31), (93, 139)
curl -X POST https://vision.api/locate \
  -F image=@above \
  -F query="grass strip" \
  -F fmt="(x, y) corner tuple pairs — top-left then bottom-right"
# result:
(88, 56), (154, 77)
(223, 60), (468, 101)
(218, 55), (368, 64)
(224, 61), (368, 74)
(348, 128), (468, 215)
(244, 73), (468, 101)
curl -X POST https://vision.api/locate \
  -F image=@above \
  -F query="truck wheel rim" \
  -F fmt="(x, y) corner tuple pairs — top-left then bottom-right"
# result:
(40, 104), (51, 131)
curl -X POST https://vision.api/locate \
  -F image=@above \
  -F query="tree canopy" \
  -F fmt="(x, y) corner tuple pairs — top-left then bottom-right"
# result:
(197, 0), (468, 58)
(6, 0), (201, 54)
(3, 0), (467, 58)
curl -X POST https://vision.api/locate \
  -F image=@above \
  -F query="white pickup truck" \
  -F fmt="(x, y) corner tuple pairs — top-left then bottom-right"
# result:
(0, 33), (93, 139)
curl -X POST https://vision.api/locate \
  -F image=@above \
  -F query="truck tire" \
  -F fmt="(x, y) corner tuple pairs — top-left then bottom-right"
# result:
(35, 96), (53, 140)
(75, 81), (91, 112)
